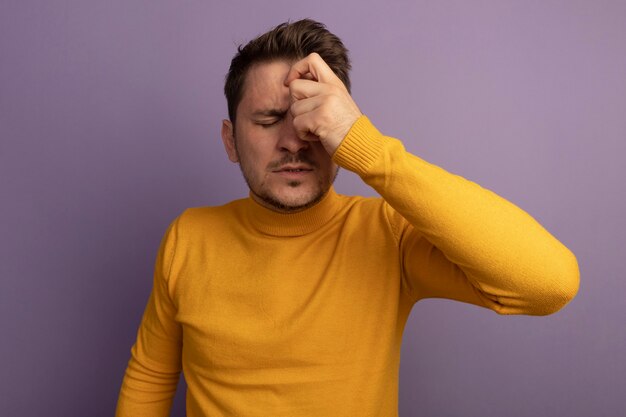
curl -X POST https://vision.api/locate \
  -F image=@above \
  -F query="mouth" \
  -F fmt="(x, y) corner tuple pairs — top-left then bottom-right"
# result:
(271, 165), (314, 179)
(272, 165), (314, 173)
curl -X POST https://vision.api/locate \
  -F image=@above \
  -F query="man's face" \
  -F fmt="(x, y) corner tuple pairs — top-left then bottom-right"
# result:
(222, 60), (338, 212)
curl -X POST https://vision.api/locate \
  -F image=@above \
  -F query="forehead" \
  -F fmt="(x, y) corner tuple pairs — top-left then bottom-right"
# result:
(238, 60), (292, 115)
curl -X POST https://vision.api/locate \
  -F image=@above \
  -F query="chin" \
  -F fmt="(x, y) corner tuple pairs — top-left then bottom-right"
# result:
(277, 190), (322, 208)
(259, 184), (328, 212)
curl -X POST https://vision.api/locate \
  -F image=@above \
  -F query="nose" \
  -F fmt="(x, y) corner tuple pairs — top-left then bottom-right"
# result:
(277, 114), (309, 154)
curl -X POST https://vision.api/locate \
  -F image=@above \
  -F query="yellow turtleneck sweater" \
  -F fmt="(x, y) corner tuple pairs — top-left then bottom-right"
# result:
(116, 116), (579, 417)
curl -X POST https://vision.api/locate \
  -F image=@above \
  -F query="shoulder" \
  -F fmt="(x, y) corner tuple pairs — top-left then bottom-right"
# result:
(338, 193), (383, 213)
(168, 198), (248, 237)
(337, 193), (410, 241)
(337, 193), (404, 229)
(180, 198), (246, 221)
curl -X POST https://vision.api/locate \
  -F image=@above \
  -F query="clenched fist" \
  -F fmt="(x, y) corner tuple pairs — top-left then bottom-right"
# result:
(284, 53), (362, 155)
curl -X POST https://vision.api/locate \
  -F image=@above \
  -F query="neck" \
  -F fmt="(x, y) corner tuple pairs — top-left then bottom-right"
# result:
(245, 187), (342, 236)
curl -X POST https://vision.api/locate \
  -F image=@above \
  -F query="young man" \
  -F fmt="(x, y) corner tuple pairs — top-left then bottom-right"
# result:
(116, 19), (579, 417)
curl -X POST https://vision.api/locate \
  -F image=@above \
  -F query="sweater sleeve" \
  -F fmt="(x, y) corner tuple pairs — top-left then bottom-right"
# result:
(333, 116), (579, 315)
(115, 218), (183, 416)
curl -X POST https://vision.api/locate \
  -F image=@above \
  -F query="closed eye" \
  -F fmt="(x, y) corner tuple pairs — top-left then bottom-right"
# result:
(253, 109), (288, 127)
(257, 119), (280, 127)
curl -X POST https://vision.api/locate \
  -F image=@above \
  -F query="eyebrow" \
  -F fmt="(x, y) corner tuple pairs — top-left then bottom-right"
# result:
(251, 108), (288, 118)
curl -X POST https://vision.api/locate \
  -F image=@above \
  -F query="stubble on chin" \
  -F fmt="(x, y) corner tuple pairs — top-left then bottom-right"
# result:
(253, 179), (328, 213)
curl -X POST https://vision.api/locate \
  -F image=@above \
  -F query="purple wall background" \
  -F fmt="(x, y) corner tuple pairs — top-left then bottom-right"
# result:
(1, 1), (624, 416)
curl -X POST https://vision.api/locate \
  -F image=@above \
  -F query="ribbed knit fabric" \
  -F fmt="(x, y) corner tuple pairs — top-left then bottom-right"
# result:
(116, 116), (579, 417)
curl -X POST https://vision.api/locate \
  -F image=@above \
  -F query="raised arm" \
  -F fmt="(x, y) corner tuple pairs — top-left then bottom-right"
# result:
(334, 117), (579, 315)
(285, 53), (579, 315)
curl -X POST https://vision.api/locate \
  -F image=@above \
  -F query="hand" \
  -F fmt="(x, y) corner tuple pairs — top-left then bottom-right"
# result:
(284, 53), (362, 155)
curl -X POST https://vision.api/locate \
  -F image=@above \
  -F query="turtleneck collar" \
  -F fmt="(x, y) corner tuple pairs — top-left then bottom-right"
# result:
(244, 188), (342, 237)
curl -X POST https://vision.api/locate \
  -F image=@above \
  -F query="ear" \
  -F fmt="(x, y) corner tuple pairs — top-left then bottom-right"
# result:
(221, 119), (239, 163)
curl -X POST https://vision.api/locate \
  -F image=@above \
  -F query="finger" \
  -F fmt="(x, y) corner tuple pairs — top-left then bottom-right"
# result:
(284, 52), (343, 87)
(288, 78), (327, 101)
(292, 111), (323, 142)
(290, 95), (322, 118)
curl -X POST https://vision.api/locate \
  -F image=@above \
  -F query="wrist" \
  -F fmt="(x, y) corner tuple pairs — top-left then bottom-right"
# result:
(331, 115), (385, 174)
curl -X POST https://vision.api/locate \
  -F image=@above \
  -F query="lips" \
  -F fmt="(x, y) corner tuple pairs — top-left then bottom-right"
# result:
(273, 165), (313, 173)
